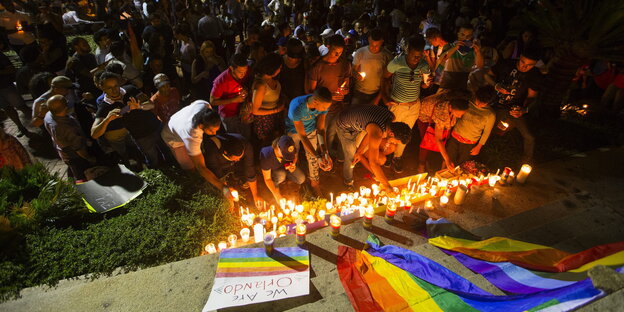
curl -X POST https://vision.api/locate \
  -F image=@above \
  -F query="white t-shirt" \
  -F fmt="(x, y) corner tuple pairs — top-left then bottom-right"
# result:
(352, 46), (392, 95)
(162, 100), (212, 156)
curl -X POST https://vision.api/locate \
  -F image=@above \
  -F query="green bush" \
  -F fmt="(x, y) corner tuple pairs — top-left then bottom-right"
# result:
(0, 167), (239, 301)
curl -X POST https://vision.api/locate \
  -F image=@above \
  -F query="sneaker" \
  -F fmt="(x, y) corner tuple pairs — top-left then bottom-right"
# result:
(393, 157), (404, 173)
(383, 155), (392, 168)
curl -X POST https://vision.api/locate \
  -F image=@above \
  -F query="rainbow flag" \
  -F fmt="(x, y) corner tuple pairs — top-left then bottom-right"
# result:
(338, 236), (609, 312)
(425, 219), (624, 294)
(429, 235), (624, 272)
(203, 247), (310, 311)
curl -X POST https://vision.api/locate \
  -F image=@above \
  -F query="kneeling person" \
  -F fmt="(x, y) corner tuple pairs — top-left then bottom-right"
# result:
(260, 135), (305, 203)
(202, 133), (263, 206)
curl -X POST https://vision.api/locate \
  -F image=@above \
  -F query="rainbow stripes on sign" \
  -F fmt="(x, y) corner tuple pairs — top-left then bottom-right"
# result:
(216, 247), (309, 278)
(338, 236), (618, 312)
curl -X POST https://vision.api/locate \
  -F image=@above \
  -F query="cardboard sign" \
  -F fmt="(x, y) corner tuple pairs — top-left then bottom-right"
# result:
(203, 247), (310, 311)
(75, 164), (146, 213)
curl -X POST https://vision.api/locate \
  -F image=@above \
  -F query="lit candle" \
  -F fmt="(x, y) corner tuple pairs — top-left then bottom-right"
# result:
(291, 211), (299, 219)
(253, 223), (265, 243)
(283, 208), (290, 216)
(429, 185), (438, 197)
(454, 184), (468, 205)
(228, 234), (238, 247)
(296, 223), (307, 246)
(264, 232), (275, 256)
(330, 215), (341, 238)
(277, 212), (284, 220)
(488, 175), (498, 187)
(15, 21), (23, 32)
(507, 171), (515, 185)
(306, 215), (315, 224)
(231, 190), (239, 202)
(218, 241), (228, 251)
(424, 200), (433, 210)
(279, 198), (286, 210)
(271, 216), (278, 232)
(330, 192), (334, 205)
(278, 225), (287, 235)
(363, 206), (374, 230)
(359, 72), (366, 79)
(318, 209), (326, 221)
(205, 243), (217, 254)
(516, 164), (532, 184)
(385, 204), (397, 223)
(295, 204), (304, 213)
(240, 228), (250, 243)
(440, 195), (449, 207)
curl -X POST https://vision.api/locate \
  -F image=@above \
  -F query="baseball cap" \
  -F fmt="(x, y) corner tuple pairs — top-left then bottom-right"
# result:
(277, 135), (296, 161)
(51, 76), (75, 89)
(320, 28), (334, 38)
(153, 73), (170, 88)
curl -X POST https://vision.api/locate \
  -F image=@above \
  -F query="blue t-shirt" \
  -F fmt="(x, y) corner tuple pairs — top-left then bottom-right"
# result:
(285, 95), (328, 134)
(260, 146), (289, 171)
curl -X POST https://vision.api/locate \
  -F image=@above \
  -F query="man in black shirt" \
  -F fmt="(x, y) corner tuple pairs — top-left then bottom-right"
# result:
(486, 50), (541, 163)
(91, 72), (162, 167)
(202, 133), (263, 206)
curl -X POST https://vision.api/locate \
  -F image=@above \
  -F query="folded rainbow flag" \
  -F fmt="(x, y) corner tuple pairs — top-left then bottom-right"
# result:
(428, 235), (624, 272)
(338, 236), (610, 312)
(425, 219), (624, 294)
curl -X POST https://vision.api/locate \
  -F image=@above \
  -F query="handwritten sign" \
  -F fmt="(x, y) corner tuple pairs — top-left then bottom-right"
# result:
(203, 247), (310, 311)
(75, 164), (146, 213)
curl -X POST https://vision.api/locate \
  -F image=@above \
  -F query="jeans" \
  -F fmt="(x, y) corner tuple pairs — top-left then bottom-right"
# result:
(222, 115), (251, 140)
(271, 167), (306, 185)
(133, 131), (162, 168)
(445, 136), (474, 166)
(495, 108), (535, 161)
(325, 105), (343, 159)
(351, 90), (378, 106)
(337, 126), (360, 184)
(288, 130), (320, 181)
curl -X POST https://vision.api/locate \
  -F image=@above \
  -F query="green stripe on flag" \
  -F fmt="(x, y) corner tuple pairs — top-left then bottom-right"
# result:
(408, 273), (479, 312)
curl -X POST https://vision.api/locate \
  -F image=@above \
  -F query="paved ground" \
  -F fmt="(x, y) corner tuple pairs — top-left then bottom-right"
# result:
(2, 145), (623, 312)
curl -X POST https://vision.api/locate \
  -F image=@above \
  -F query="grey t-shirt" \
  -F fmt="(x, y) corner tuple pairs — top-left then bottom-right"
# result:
(352, 46), (392, 95)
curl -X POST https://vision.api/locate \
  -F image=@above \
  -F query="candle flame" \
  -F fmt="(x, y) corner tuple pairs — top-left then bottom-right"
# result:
(15, 21), (23, 32)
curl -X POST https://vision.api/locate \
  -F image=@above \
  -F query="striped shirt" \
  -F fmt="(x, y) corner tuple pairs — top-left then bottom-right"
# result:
(387, 55), (430, 103)
(337, 105), (395, 133)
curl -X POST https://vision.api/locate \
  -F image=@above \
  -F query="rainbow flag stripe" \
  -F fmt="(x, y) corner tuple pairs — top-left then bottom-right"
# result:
(429, 235), (624, 272)
(338, 237), (611, 312)
(216, 247), (309, 278)
(424, 219), (624, 294)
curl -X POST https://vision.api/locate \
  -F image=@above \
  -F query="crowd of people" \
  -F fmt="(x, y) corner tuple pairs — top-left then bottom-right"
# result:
(0, 0), (620, 207)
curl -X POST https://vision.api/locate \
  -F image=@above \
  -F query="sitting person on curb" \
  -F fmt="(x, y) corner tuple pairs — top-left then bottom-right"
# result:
(260, 135), (305, 203)
(44, 95), (96, 181)
(336, 105), (411, 194)
(202, 132), (264, 207)
(161, 100), (238, 200)
(91, 72), (162, 168)
(284, 87), (334, 197)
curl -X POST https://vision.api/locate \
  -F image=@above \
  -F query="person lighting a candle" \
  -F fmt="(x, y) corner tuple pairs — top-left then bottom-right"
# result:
(202, 132), (266, 208)
(285, 87), (334, 197)
(337, 104), (411, 194)
(352, 28), (393, 106)
(260, 135), (305, 203)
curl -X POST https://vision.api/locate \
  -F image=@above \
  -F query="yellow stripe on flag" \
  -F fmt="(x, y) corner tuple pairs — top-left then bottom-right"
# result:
(429, 236), (555, 252)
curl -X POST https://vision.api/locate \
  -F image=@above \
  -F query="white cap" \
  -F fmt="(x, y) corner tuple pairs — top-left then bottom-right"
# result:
(320, 28), (334, 38)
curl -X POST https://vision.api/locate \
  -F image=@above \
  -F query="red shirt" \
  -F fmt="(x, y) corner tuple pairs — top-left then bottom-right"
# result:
(151, 87), (181, 125)
(211, 69), (245, 118)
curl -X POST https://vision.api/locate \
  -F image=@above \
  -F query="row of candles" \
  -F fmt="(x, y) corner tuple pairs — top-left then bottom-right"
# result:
(204, 165), (533, 255)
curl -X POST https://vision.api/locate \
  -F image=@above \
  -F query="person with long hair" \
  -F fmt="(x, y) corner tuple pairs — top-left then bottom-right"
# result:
(251, 53), (285, 146)
(191, 40), (226, 99)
